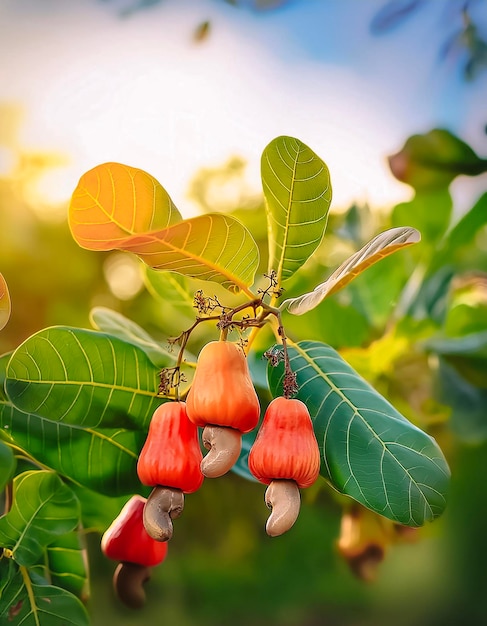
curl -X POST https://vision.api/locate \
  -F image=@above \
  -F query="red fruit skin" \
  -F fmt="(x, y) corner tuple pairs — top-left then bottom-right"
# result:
(248, 397), (320, 489)
(186, 341), (260, 434)
(101, 495), (168, 568)
(137, 402), (204, 493)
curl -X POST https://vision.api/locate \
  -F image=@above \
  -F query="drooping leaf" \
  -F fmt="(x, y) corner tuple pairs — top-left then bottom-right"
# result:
(0, 470), (80, 566)
(261, 136), (332, 284)
(89, 306), (176, 368)
(0, 272), (11, 331)
(388, 128), (487, 191)
(267, 341), (450, 526)
(69, 163), (259, 293)
(5, 326), (161, 430)
(0, 558), (89, 626)
(117, 213), (260, 293)
(282, 227), (420, 315)
(0, 400), (146, 495)
(69, 162), (182, 249)
(0, 439), (16, 491)
(46, 532), (89, 601)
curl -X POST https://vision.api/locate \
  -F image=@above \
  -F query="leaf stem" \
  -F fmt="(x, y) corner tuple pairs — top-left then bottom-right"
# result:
(20, 564), (41, 626)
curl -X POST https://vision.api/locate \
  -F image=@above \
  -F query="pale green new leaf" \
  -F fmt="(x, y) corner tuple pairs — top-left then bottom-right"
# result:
(267, 341), (450, 526)
(0, 470), (80, 566)
(261, 136), (332, 284)
(5, 326), (161, 430)
(89, 306), (176, 368)
(283, 227), (420, 315)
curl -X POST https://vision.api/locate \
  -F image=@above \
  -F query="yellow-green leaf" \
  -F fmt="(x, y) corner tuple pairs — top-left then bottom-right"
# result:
(118, 213), (259, 293)
(283, 227), (420, 315)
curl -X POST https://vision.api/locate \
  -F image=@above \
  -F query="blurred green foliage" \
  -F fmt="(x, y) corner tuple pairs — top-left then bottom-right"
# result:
(1, 114), (487, 624)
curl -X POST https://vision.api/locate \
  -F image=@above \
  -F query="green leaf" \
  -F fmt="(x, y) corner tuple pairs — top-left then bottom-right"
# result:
(5, 326), (161, 430)
(0, 352), (12, 401)
(282, 227), (419, 315)
(267, 341), (450, 526)
(431, 191), (487, 273)
(89, 306), (176, 368)
(0, 440), (16, 491)
(46, 532), (89, 601)
(0, 400), (146, 495)
(143, 267), (195, 319)
(436, 359), (487, 443)
(0, 471), (80, 566)
(261, 136), (332, 284)
(70, 486), (133, 533)
(392, 189), (452, 245)
(424, 331), (487, 359)
(388, 128), (487, 191)
(0, 558), (89, 626)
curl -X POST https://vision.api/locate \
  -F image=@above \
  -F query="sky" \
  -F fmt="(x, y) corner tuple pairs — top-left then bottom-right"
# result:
(0, 0), (486, 218)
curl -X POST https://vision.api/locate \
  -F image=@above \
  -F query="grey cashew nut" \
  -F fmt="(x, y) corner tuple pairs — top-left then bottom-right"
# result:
(143, 486), (184, 542)
(264, 479), (301, 537)
(113, 562), (151, 609)
(201, 425), (242, 478)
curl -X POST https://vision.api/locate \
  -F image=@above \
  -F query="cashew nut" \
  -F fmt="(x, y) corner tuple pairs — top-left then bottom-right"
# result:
(143, 486), (184, 542)
(113, 562), (151, 609)
(264, 479), (301, 537)
(200, 425), (242, 478)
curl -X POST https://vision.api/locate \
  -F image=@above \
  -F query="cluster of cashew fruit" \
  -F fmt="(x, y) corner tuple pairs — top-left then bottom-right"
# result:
(102, 339), (321, 606)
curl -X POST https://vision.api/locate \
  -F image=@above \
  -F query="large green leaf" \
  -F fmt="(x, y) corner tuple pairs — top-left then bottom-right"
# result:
(5, 327), (161, 430)
(0, 471), (80, 566)
(267, 341), (450, 526)
(0, 400), (146, 495)
(0, 558), (89, 626)
(261, 136), (332, 284)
